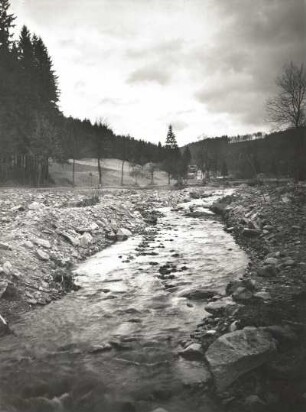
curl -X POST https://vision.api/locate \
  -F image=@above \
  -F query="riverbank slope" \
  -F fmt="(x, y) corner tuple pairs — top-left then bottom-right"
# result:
(199, 183), (306, 412)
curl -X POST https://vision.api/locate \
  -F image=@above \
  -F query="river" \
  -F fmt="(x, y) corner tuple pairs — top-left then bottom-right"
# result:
(0, 190), (248, 412)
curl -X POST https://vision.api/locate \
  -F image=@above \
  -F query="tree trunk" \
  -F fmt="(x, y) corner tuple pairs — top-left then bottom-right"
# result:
(72, 158), (75, 187)
(97, 157), (102, 186)
(121, 160), (125, 186)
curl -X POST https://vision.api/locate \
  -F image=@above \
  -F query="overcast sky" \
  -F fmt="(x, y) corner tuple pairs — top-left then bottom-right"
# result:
(11, 0), (306, 145)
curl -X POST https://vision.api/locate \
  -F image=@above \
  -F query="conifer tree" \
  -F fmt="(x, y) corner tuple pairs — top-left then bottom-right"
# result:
(0, 0), (15, 50)
(163, 125), (181, 184)
(0, 0), (19, 158)
(33, 36), (59, 108)
(165, 125), (178, 149)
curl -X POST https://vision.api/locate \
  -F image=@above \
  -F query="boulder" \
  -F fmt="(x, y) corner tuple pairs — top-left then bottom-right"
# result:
(34, 238), (51, 249)
(205, 327), (277, 391)
(264, 257), (278, 266)
(3, 261), (13, 275)
(28, 201), (45, 210)
(59, 231), (80, 246)
(151, 409), (169, 412)
(79, 232), (93, 247)
(106, 231), (117, 241)
(257, 265), (277, 277)
(232, 287), (253, 302)
(23, 240), (34, 249)
(0, 280), (9, 298)
(205, 297), (238, 316)
(178, 287), (216, 300)
(117, 228), (132, 241)
(226, 279), (256, 296)
(253, 291), (272, 301)
(0, 242), (11, 251)
(210, 202), (226, 216)
(242, 228), (261, 237)
(179, 343), (203, 360)
(187, 208), (214, 218)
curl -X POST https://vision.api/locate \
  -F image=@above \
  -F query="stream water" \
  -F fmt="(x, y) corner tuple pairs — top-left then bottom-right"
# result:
(0, 191), (248, 412)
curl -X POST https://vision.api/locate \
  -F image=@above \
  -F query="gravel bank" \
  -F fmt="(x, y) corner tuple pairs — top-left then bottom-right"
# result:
(196, 183), (306, 412)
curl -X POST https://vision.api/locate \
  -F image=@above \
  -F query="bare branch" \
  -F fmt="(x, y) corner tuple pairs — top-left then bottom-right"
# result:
(266, 62), (306, 129)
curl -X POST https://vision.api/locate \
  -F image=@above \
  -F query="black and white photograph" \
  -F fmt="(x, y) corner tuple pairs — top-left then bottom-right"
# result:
(0, 0), (305, 411)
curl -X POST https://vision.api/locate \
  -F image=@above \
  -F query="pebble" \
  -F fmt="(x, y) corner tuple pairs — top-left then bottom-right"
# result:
(37, 249), (50, 261)
(0, 242), (11, 250)
(3, 261), (13, 275)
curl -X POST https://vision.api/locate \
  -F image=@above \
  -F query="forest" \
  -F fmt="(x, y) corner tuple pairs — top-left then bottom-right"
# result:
(0, 0), (167, 186)
(187, 127), (306, 181)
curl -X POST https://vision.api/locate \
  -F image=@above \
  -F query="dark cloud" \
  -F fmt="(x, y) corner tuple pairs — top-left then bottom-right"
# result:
(127, 66), (172, 85)
(194, 0), (305, 125)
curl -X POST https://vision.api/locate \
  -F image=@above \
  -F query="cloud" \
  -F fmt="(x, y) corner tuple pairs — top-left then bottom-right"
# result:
(127, 66), (172, 85)
(171, 120), (188, 131)
(11, 0), (306, 144)
(126, 38), (184, 60)
(192, 0), (306, 126)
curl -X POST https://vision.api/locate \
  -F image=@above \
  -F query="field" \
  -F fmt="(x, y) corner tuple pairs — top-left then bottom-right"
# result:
(49, 158), (169, 187)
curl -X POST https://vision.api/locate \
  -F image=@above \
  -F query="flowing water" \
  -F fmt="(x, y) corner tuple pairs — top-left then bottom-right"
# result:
(0, 191), (248, 412)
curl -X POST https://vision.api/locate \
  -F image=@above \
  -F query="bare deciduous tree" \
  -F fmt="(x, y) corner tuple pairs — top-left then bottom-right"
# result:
(267, 62), (306, 129)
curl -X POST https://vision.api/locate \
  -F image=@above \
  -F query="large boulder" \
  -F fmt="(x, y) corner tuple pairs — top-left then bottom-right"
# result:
(117, 228), (132, 241)
(178, 287), (216, 300)
(205, 327), (277, 391)
(178, 343), (203, 360)
(79, 232), (93, 247)
(205, 297), (238, 316)
(59, 231), (80, 246)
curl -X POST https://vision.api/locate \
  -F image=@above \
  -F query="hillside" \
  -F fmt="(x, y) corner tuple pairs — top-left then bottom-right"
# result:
(49, 158), (169, 187)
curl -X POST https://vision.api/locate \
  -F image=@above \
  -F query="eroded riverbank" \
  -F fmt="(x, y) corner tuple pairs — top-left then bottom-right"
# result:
(201, 183), (306, 412)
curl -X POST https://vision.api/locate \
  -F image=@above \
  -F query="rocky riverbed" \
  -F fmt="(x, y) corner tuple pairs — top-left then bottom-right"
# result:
(1, 184), (306, 412)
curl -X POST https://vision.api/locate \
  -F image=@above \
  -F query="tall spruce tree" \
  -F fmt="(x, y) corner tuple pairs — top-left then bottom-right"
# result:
(0, 0), (15, 50)
(163, 125), (181, 184)
(0, 0), (20, 159)
(33, 36), (59, 108)
(165, 125), (178, 149)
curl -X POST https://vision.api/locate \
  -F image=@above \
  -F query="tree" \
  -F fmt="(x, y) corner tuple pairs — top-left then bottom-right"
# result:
(0, 0), (15, 51)
(267, 62), (306, 129)
(181, 146), (191, 179)
(130, 163), (143, 185)
(33, 36), (59, 108)
(145, 162), (157, 185)
(0, 0), (19, 159)
(163, 125), (181, 184)
(165, 125), (178, 149)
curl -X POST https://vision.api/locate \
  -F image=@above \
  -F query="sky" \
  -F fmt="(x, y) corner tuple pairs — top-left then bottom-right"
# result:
(11, 0), (306, 146)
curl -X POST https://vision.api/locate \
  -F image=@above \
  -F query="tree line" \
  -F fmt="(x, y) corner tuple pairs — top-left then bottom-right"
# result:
(0, 0), (168, 186)
(187, 127), (306, 181)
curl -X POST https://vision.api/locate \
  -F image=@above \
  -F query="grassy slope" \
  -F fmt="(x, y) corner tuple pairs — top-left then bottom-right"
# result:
(49, 158), (169, 187)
